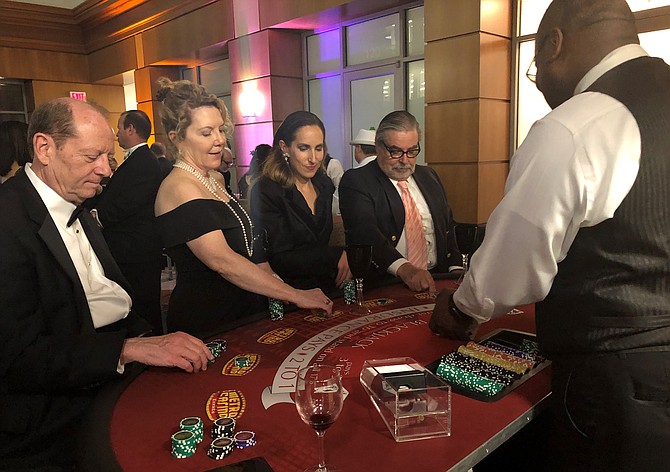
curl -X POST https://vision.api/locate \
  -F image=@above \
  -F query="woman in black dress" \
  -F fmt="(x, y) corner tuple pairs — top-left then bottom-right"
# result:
(154, 79), (332, 338)
(250, 111), (351, 293)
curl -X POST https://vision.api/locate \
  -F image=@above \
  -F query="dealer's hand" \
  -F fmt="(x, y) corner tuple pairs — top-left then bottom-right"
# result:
(429, 289), (479, 341)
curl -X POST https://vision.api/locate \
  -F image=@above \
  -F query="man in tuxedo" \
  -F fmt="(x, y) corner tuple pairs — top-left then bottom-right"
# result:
(150, 140), (172, 178)
(93, 110), (164, 333)
(339, 111), (460, 293)
(0, 98), (212, 470)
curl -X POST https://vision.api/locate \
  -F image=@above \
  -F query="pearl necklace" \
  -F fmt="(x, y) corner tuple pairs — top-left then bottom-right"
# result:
(174, 159), (254, 257)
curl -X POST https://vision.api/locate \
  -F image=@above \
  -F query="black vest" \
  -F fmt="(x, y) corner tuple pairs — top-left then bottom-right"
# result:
(536, 56), (670, 356)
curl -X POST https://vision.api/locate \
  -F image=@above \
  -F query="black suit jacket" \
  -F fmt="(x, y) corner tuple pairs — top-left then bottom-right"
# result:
(0, 171), (150, 468)
(339, 160), (460, 275)
(93, 144), (163, 264)
(250, 172), (342, 291)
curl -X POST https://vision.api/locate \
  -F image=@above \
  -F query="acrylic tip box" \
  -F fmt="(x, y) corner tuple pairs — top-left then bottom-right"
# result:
(360, 357), (451, 442)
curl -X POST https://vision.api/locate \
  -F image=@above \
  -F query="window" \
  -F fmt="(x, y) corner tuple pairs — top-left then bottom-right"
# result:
(0, 79), (29, 124)
(514, 2), (670, 149)
(305, 4), (425, 169)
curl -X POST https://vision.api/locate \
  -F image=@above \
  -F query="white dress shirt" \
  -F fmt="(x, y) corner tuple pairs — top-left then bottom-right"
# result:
(387, 175), (438, 274)
(355, 155), (377, 168)
(455, 44), (648, 322)
(25, 163), (132, 329)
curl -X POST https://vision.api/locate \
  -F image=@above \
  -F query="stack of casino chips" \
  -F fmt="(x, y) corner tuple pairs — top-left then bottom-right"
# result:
(205, 339), (226, 363)
(269, 273), (284, 320)
(171, 430), (197, 459)
(212, 417), (236, 439)
(234, 431), (257, 449)
(208, 437), (235, 460)
(343, 279), (356, 304)
(436, 339), (542, 398)
(179, 417), (204, 443)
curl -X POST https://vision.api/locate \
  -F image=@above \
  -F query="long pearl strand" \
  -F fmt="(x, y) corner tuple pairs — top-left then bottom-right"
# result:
(173, 159), (254, 257)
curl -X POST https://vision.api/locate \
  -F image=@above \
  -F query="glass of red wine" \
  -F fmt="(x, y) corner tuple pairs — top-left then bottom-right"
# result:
(345, 244), (372, 313)
(454, 224), (480, 282)
(295, 364), (344, 472)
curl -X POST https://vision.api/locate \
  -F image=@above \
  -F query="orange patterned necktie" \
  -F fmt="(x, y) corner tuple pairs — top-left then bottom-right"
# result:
(397, 180), (427, 269)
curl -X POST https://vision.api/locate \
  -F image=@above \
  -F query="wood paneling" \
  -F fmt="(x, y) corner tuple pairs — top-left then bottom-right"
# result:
(425, 0), (480, 41)
(31, 80), (124, 112)
(481, 0), (512, 37)
(477, 161), (508, 219)
(0, 0), (84, 53)
(479, 99), (510, 162)
(425, 0), (511, 41)
(270, 76), (304, 121)
(233, 0), (260, 37)
(268, 30), (303, 79)
(88, 37), (137, 83)
(229, 31), (272, 82)
(77, 0), (219, 54)
(140, 1), (234, 66)
(425, 34), (480, 102)
(258, 0), (407, 30)
(425, 100), (480, 164)
(480, 33), (511, 100)
(433, 162), (479, 223)
(0, 46), (88, 82)
(134, 66), (181, 103)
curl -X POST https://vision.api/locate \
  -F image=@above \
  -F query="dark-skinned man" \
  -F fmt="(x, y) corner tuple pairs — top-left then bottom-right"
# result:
(431, 1), (670, 470)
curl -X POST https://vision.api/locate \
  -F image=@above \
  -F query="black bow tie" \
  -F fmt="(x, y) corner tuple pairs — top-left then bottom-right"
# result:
(67, 205), (85, 227)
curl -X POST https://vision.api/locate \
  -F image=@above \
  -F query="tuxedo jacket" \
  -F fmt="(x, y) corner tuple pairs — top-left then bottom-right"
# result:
(93, 144), (163, 264)
(0, 171), (150, 468)
(339, 160), (460, 274)
(250, 172), (342, 291)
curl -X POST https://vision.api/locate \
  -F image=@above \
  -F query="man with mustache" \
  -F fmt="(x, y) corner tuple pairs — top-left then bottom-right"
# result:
(339, 110), (460, 292)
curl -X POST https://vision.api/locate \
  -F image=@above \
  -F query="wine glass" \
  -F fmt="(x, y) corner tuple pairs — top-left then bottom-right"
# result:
(295, 365), (344, 472)
(345, 244), (372, 313)
(454, 224), (479, 282)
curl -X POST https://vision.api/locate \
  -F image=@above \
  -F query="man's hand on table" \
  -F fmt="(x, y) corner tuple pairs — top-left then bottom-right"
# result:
(397, 262), (436, 293)
(429, 289), (479, 341)
(120, 332), (214, 373)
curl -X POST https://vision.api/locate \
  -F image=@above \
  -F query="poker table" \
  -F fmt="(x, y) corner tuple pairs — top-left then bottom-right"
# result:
(94, 279), (550, 472)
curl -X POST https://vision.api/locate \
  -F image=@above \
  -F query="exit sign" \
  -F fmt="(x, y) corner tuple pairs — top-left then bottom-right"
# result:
(69, 91), (87, 102)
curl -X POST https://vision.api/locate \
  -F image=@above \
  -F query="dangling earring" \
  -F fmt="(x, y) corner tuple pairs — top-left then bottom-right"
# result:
(283, 152), (289, 164)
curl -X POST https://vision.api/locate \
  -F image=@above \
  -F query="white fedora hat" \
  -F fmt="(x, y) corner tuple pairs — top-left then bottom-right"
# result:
(350, 128), (376, 146)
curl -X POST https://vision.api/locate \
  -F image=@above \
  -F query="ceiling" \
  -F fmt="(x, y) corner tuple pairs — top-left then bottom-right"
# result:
(8, 0), (88, 8)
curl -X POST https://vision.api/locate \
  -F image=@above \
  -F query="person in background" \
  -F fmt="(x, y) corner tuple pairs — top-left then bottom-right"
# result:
(238, 143), (272, 199)
(430, 1), (670, 470)
(323, 150), (344, 215)
(151, 141), (173, 178)
(339, 111), (461, 293)
(92, 109), (164, 334)
(0, 120), (31, 183)
(217, 146), (235, 195)
(154, 78), (332, 339)
(0, 97), (212, 470)
(250, 111), (351, 293)
(350, 128), (377, 167)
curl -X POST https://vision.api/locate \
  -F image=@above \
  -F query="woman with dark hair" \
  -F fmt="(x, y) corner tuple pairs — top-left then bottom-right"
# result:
(153, 79), (332, 338)
(237, 143), (271, 199)
(250, 111), (351, 292)
(0, 120), (30, 183)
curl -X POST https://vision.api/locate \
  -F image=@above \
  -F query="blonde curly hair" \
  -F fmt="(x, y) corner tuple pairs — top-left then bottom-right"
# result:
(156, 77), (233, 159)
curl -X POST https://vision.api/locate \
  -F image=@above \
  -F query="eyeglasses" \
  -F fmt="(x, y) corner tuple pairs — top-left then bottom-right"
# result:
(383, 142), (421, 159)
(526, 58), (537, 83)
(526, 35), (549, 84)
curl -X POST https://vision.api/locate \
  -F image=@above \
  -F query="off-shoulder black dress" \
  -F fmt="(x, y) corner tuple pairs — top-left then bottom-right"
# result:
(157, 198), (267, 338)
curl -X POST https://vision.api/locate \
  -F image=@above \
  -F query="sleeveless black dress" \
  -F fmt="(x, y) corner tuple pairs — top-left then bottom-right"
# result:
(157, 198), (267, 338)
